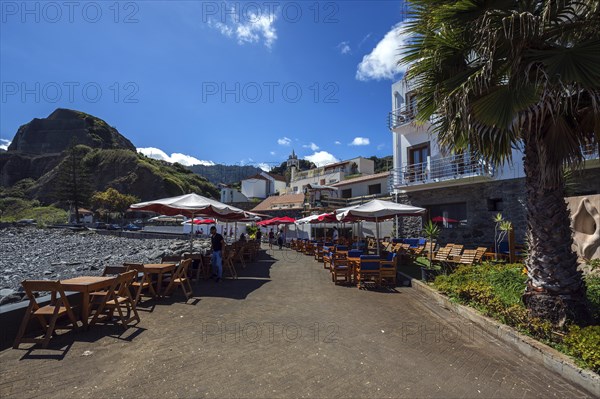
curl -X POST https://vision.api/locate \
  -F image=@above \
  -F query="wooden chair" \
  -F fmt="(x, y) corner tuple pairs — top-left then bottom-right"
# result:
(223, 247), (238, 279)
(89, 271), (140, 329)
(13, 280), (79, 349)
(161, 255), (182, 263)
(380, 253), (398, 286)
(164, 259), (194, 299)
(304, 242), (316, 256)
(474, 247), (487, 264)
(102, 265), (128, 276)
(356, 255), (381, 288)
(323, 247), (335, 270)
(448, 244), (464, 261)
(331, 252), (351, 285)
(124, 263), (157, 305)
(314, 243), (325, 262)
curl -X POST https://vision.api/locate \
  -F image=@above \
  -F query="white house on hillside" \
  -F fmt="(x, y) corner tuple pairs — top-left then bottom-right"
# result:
(241, 171), (286, 199)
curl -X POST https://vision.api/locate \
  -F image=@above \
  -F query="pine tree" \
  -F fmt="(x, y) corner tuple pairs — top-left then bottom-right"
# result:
(54, 144), (93, 223)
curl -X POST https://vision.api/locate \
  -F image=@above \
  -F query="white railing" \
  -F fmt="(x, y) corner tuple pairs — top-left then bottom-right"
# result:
(582, 143), (599, 161)
(388, 105), (415, 129)
(388, 152), (494, 189)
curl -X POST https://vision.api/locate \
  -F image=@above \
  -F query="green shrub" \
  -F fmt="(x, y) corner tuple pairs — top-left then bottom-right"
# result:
(585, 276), (600, 322)
(563, 325), (600, 373)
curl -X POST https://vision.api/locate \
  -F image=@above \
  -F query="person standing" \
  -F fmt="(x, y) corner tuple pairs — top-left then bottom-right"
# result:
(210, 226), (224, 283)
(256, 229), (262, 244)
(332, 226), (339, 243)
(268, 228), (275, 249)
(277, 228), (285, 250)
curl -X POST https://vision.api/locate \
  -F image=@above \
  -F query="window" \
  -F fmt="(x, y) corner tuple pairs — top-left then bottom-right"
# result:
(428, 203), (467, 228)
(368, 183), (381, 195)
(341, 188), (352, 198)
(320, 179), (325, 185)
(487, 198), (503, 211)
(407, 143), (430, 182)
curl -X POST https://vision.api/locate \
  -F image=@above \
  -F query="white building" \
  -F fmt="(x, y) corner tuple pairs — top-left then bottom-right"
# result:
(286, 155), (375, 195)
(389, 78), (600, 245)
(219, 184), (249, 203)
(241, 171), (287, 199)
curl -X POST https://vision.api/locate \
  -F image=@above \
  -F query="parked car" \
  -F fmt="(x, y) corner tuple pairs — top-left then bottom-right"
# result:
(106, 224), (122, 230)
(94, 222), (107, 229)
(123, 223), (142, 231)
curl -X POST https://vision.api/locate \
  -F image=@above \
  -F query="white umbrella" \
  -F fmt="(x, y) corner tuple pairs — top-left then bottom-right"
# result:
(335, 199), (426, 254)
(130, 193), (248, 252)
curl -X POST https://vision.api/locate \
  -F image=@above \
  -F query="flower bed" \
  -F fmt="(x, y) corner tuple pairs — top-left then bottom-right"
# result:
(432, 262), (600, 373)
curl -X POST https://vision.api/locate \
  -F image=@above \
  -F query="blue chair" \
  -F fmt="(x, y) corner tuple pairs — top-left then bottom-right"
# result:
(347, 249), (363, 259)
(335, 245), (348, 251)
(380, 253), (398, 286)
(356, 255), (381, 287)
(331, 252), (351, 284)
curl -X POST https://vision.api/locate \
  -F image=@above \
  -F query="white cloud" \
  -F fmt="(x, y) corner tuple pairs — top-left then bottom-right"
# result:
(337, 41), (351, 55)
(377, 143), (386, 150)
(0, 139), (10, 151)
(270, 151), (276, 156)
(349, 137), (370, 146)
(302, 142), (320, 151)
(358, 33), (372, 48)
(257, 163), (271, 172)
(208, 9), (277, 48)
(356, 21), (411, 81)
(137, 147), (214, 166)
(334, 140), (341, 145)
(277, 137), (291, 146)
(304, 151), (339, 167)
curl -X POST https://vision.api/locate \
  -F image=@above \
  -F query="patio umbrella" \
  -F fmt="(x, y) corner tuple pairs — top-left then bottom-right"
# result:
(130, 193), (248, 252)
(183, 218), (216, 225)
(431, 216), (458, 223)
(336, 200), (426, 254)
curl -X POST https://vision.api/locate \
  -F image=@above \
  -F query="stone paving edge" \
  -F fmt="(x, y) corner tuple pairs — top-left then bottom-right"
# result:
(399, 271), (600, 397)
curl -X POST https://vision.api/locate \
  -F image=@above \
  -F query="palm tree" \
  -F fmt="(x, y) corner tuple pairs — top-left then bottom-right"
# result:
(402, 0), (599, 326)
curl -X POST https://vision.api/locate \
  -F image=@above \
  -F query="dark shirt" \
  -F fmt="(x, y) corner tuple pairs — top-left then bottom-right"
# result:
(256, 231), (262, 241)
(211, 233), (224, 251)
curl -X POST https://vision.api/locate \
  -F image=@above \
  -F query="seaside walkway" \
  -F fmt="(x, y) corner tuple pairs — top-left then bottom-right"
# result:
(0, 247), (591, 398)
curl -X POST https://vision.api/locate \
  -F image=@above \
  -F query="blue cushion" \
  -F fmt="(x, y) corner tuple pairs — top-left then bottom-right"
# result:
(324, 242), (333, 246)
(392, 238), (402, 243)
(336, 245), (348, 251)
(418, 238), (426, 245)
(359, 255), (380, 270)
(385, 252), (395, 261)
(348, 250), (363, 258)
(405, 238), (419, 247)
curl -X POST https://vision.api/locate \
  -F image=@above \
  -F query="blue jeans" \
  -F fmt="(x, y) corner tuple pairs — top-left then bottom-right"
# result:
(211, 250), (222, 278)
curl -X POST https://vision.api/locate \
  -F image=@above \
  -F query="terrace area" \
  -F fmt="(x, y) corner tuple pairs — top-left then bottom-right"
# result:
(0, 247), (591, 398)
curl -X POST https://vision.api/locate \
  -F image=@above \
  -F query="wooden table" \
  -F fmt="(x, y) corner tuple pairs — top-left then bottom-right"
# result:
(143, 263), (177, 296)
(61, 276), (116, 328)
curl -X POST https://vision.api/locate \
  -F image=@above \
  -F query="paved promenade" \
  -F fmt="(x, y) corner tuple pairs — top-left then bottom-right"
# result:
(0, 247), (591, 398)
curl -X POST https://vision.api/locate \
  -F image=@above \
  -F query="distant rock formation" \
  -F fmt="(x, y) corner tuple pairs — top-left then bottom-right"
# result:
(567, 194), (600, 261)
(7, 108), (135, 154)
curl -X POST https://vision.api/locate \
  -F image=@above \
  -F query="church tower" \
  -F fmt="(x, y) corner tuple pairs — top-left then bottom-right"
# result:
(286, 149), (299, 183)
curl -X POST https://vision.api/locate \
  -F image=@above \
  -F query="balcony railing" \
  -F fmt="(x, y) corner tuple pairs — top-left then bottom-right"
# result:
(388, 106), (415, 129)
(388, 152), (494, 189)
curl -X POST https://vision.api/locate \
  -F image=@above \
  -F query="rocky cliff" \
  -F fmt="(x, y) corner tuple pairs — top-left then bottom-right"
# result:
(0, 109), (219, 205)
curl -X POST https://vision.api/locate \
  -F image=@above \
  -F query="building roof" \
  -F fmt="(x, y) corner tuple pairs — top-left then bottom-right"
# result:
(251, 193), (305, 211)
(331, 171), (390, 187)
(244, 172), (286, 183)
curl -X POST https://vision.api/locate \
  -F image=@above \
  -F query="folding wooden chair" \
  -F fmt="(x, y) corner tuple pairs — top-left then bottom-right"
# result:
(13, 280), (79, 349)
(89, 271), (140, 329)
(124, 263), (157, 305)
(474, 247), (487, 264)
(164, 259), (194, 299)
(223, 247), (238, 279)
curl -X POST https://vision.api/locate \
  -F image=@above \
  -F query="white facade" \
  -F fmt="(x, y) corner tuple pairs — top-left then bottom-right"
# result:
(220, 187), (248, 203)
(288, 157), (375, 194)
(389, 79), (525, 194)
(241, 171), (286, 199)
(332, 172), (390, 199)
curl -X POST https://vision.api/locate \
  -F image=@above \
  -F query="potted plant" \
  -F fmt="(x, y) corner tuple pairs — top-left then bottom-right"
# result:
(493, 213), (512, 261)
(421, 220), (441, 281)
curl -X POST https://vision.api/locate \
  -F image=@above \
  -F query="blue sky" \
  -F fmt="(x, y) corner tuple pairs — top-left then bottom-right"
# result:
(1, 1), (410, 169)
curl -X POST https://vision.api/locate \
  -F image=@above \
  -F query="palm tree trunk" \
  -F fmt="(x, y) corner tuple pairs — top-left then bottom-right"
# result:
(521, 135), (590, 326)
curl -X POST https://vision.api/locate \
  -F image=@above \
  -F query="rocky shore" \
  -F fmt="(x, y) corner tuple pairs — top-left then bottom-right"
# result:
(0, 227), (211, 305)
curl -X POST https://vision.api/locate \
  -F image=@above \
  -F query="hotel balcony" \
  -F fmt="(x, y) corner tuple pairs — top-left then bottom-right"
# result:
(388, 152), (494, 191)
(388, 105), (415, 130)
